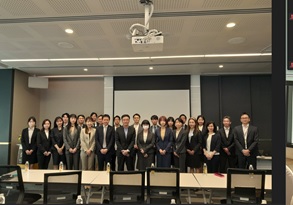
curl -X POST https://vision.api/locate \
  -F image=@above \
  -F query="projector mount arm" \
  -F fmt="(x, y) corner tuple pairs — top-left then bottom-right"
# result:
(129, 0), (162, 40)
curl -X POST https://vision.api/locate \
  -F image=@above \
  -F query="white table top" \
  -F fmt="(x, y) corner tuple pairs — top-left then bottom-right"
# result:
(21, 169), (98, 184)
(193, 173), (272, 190)
(90, 171), (200, 188)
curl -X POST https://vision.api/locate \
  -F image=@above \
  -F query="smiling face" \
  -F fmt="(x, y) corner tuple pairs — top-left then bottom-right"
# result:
(240, 114), (250, 125)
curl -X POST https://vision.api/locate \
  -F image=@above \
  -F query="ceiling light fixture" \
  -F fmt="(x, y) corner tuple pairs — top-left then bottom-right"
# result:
(149, 66), (153, 70)
(65, 29), (74, 34)
(219, 65), (224, 68)
(83, 68), (88, 71)
(226, 22), (236, 28)
(0, 53), (271, 62)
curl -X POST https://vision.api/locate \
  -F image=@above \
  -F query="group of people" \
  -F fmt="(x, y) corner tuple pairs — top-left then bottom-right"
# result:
(21, 112), (259, 173)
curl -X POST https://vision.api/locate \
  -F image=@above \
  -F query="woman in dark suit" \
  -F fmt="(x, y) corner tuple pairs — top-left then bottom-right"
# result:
(173, 118), (187, 173)
(63, 114), (81, 170)
(37, 119), (52, 169)
(197, 114), (207, 172)
(202, 121), (221, 173)
(186, 117), (202, 173)
(21, 116), (40, 169)
(51, 116), (66, 170)
(156, 116), (173, 168)
(137, 120), (155, 170)
(167, 116), (176, 130)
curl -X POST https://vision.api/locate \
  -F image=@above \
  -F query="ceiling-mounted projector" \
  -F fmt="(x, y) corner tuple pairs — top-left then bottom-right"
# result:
(132, 35), (164, 52)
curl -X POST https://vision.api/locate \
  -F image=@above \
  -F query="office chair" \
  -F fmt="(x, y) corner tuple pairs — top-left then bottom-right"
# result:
(43, 171), (82, 204)
(0, 165), (41, 204)
(223, 168), (266, 204)
(109, 171), (145, 204)
(146, 167), (180, 204)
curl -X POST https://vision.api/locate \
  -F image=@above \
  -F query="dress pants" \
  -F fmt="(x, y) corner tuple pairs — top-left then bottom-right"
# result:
(80, 151), (95, 170)
(66, 151), (80, 170)
(97, 152), (112, 171)
(219, 153), (237, 173)
(117, 153), (134, 171)
(237, 155), (257, 169)
(173, 153), (186, 172)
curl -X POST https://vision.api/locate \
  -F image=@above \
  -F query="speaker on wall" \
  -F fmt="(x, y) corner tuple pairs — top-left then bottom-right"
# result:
(28, 76), (48, 89)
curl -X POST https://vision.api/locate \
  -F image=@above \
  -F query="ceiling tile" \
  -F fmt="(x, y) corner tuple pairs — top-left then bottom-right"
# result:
(0, 0), (45, 16)
(47, 0), (91, 14)
(202, 0), (244, 8)
(0, 26), (34, 38)
(153, 0), (191, 10)
(29, 24), (67, 38)
(192, 16), (231, 32)
(99, 0), (140, 12)
(68, 22), (106, 37)
(83, 39), (114, 49)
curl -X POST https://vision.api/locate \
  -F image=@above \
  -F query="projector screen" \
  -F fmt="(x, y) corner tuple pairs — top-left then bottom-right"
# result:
(114, 90), (190, 124)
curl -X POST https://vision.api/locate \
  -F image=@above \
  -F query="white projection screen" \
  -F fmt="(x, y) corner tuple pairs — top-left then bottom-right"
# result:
(114, 90), (190, 123)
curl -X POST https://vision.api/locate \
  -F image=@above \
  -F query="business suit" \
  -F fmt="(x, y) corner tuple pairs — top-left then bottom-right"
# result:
(95, 125), (115, 170)
(63, 126), (81, 170)
(198, 125), (207, 164)
(203, 133), (221, 173)
(115, 126), (136, 171)
(130, 124), (143, 169)
(37, 130), (52, 169)
(173, 128), (187, 172)
(21, 127), (40, 164)
(50, 127), (66, 166)
(150, 124), (160, 163)
(80, 128), (96, 170)
(111, 125), (121, 171)
(234, 124), (259, 169)
(186, 130), (202, 169)
(137, 130), (155, 170)
(218, 127), (237, 173)
(156, 127), (173, 168)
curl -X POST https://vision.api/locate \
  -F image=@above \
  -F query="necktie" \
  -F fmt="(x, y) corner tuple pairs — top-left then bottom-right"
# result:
(103, 126), (107, 148)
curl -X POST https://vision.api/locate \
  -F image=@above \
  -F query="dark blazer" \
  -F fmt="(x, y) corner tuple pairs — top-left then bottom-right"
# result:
(234, 124), (259, 156)
(150, 125), (160, 134)
(130, 124), (143, 144)
(37, 130), (52, 154)
(95, 125), (115, 154)
(203, 133), (221, 153)
(21, 127), (40, 152)
(50, 127), (64, 150)
(137, 131), (155, 154)
(173, 129), (187, 154)
(218, 127), (235, 155)
(155, 127), (173, 153)
(115, 126), (136, 155)
(185, 130), (202, 154)
(63, 126), (81, 153)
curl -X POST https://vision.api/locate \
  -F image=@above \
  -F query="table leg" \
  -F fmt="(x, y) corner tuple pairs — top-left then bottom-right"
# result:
(86, 186), (92, 204)
(100, 186), (105, 204)
(208, 190), (213, 204)
(202, 189), (207, 204)
(187, 188), (191, 204)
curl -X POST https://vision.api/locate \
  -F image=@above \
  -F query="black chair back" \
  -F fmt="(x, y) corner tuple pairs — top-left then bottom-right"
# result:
(43, 171), (82, 204)
(0, 165), (24, 204)
(146, 167), (180, 204)
(227, 168), (266, 204)
(109, 171), (145, 204)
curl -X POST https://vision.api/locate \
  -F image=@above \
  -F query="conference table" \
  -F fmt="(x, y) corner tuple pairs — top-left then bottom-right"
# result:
(193, 173), (272, 204)
(19, 169), (272, 204)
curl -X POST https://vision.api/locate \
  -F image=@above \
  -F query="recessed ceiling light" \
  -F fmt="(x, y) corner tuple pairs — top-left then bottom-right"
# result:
(226, 22), (236, 28)
(219, 65), (224, 68)
(149, 66), (153, 70)
(57, 42), (74, 49)
(65, 29), (74, 34)
(228, 37), (246, 44)
(83, 68), (88, 71)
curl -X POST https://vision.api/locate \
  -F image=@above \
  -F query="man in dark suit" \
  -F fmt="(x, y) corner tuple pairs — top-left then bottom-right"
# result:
(234, 112), (259, 169)
(179, 114), (188, 130)
(111, 115), (121, 171)
(95, 114), (115, 171)
(77, 114), (86, 129)
(115, 114), (136, 171)
(150, 115), (160, 134)
(218, 116), (237, 173)
(130, 113), (143, 169)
